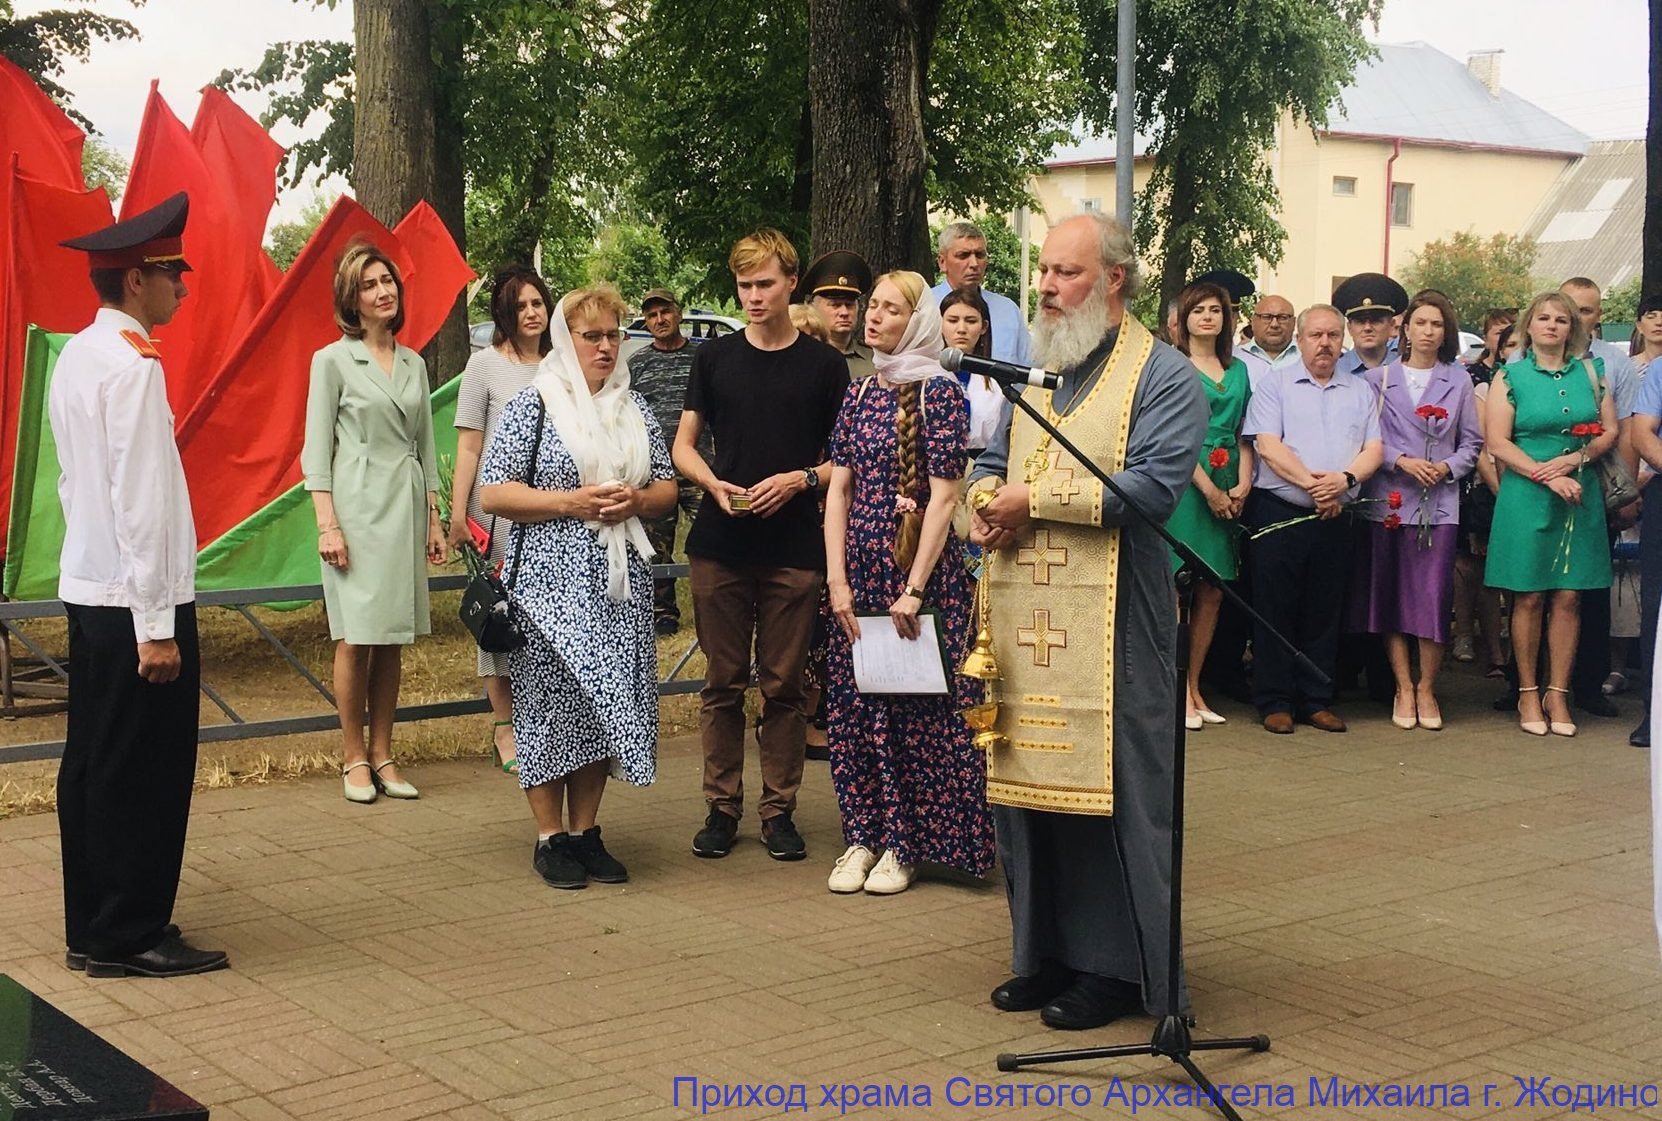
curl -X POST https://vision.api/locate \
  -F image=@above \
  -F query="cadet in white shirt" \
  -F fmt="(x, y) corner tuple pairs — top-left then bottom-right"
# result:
(51, 192), (228, 979)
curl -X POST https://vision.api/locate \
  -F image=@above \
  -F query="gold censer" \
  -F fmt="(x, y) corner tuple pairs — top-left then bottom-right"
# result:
(959, 496), (1009, 751)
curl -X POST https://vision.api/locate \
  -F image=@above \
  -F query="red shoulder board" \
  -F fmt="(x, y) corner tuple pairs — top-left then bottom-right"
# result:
(119, 329), (161, 359)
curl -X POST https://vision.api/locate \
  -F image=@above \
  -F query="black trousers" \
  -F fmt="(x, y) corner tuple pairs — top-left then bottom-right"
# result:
(1637, 478), (1662, 705)
(59, 603), (199, 958)
(1246, 490), (1351, 717)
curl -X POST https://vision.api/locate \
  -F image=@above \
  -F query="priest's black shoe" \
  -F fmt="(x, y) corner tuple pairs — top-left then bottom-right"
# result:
(990, 961), (1075, 1012)
(67, 924), (178, 972)
(1632, 717), (1651, 748)
(1040, 974), (1142, 1030)
(85, 932), (228, 979)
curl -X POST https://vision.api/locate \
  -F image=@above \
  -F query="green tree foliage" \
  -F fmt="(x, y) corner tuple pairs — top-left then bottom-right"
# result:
(0, 0), (139, 130)
(80, 134), (127, 195)
(619, 0), (1080, 295)
(1402, 230), (1539, 329)
(1603, 275), (1641, 325)
(265, 193), (333, 270)
(581, 218), (710, 308)
(1074, 0), (1381, 310)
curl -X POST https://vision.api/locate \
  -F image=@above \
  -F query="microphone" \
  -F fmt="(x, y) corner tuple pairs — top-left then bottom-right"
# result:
(939, 347), (1061, 391)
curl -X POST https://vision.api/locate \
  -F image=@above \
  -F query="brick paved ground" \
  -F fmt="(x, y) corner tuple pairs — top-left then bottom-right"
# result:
(3, 667), (1658, 1120)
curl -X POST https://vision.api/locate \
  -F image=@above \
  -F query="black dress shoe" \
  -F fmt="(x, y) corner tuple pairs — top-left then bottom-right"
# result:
(1631, 717), (1651, 748)
(67, 923), (180, 972)
(990, 961), (1075, 1012)
(1040, 974), (1143, 1030)
(1575, 694), (1619, 718)
(85, 932), (228, 978)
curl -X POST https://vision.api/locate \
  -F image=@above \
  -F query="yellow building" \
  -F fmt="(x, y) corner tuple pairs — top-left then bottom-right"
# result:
(1028, 43), (1590, 309)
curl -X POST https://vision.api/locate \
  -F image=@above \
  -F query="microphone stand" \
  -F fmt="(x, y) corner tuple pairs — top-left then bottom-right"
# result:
(984, 375), (1328, 1121)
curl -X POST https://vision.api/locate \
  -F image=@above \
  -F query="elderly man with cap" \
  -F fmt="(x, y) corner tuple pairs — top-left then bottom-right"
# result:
(1334, 272), (1407, 375)
(627, 287), (707, 635)
(51, 192), (228, 978)
(800, 250), (875, 380)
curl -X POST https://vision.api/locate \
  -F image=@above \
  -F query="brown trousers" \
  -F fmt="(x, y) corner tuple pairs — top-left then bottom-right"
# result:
(689, 557), (823, 821)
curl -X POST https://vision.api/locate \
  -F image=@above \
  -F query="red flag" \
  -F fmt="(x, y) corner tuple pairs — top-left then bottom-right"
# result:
(0, 55), (85, 191)
(188, 86), (283, 296)
(0, 160), (113, 550)
(176, 196), (471, 546)
(121, 84), (274, 417)
(391, 201), (474, 357)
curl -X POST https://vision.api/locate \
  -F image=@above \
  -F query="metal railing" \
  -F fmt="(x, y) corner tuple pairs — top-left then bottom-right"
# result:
(0, 565), (701, 764)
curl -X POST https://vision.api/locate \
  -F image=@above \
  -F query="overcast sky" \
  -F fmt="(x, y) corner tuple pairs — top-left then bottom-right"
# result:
(15, 0), (1651, 224)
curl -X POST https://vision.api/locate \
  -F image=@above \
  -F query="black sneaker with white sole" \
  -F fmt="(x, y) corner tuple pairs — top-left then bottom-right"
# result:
(761, 814), (806, 861)
(572, 826), (628, 883)
(692, 809), (739, 858)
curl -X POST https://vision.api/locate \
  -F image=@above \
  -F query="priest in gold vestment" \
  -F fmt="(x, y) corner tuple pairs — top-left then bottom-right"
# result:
(968, 213), (1207, 1031)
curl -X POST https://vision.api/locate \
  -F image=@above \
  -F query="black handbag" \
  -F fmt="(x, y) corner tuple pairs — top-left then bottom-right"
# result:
(459, 400), (545, 652)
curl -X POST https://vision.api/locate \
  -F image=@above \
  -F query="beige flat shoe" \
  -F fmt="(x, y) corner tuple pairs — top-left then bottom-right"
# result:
(828, 845), (878, 893)
(373, 760), (419, 799)
(862, 850), (914, 895)
(342, 760), (377, 804)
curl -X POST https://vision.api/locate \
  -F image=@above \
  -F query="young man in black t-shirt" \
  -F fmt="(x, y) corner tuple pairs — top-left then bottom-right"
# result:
(672, 229), (849, 862)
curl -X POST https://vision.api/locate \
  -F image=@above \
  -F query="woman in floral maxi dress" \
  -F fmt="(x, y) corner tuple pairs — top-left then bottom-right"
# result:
(823, 271), (995, 895)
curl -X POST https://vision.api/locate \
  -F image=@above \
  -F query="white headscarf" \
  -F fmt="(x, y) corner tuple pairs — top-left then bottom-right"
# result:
(871, 287), (950, 385)
(532, 295), (655, 602)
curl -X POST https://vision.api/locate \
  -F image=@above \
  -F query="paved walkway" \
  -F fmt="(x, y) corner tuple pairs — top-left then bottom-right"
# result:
(3, 672), (1658, 1120)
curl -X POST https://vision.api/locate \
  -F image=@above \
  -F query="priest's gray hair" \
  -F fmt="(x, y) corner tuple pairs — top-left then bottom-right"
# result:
(1069, 210), (1143, 300)
(938, 220), (986, 254)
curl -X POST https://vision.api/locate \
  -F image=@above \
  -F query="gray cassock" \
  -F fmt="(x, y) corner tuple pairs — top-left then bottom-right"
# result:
(970, 327), (1207, 1014)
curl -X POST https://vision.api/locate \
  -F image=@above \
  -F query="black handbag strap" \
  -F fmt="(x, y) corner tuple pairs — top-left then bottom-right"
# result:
(502, 398), (546, 594)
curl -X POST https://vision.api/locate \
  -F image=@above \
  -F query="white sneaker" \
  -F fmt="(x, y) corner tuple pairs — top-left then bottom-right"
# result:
(862, 850), (914, 895)
(827, 845), (878, 893)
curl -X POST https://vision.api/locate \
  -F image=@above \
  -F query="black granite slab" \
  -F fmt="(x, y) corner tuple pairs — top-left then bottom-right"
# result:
(0, 975), (206, 1120)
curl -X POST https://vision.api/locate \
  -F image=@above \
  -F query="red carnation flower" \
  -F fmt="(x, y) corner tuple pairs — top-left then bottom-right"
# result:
(1572, 422), (1604, 438)
(1413, 403), (1449, 421)
(1383, 514), (1403, 530)
(1387, 490), (1404, 510)
(1208, 447), (1230, 469)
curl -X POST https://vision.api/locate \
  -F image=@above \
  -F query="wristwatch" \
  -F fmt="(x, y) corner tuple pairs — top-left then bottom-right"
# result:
(903, 584), (926, 601)
(1343, 470), (1358, 489)
(803, 467), (819, 490)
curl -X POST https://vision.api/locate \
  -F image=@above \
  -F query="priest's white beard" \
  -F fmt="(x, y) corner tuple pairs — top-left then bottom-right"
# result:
(1031, 279), (1113, 372)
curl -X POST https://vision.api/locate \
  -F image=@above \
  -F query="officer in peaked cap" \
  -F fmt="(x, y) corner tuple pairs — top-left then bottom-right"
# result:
(1190, 268), (1255, 311)
(49, 190), (228, 980)
(799, 249), (875, 379)
(1332, 272), (1408, 374)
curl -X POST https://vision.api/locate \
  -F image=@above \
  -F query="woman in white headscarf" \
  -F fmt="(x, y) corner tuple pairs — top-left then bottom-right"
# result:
(479, 284), (676, 891)
(821, 270), (994, 896)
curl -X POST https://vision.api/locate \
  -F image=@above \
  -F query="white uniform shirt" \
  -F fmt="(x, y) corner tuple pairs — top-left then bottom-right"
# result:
(50, 308), (196, 642)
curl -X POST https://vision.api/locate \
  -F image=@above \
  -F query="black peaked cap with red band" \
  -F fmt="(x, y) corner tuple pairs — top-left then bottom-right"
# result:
(60, 191), (192, 272)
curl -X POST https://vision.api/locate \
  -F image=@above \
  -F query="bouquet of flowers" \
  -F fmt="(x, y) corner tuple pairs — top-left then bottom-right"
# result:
(1409, 403), (1449, 548)
(436, 453), (496, 579)
(1248, 491), (1398, 540)
(1551, 422), (1605, 574)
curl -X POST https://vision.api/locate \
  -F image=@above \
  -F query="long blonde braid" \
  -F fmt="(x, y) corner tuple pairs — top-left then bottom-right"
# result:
(894, 379), (923, 570)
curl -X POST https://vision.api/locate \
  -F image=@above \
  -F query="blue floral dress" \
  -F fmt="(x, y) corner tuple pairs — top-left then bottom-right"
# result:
(479, 387), (674, 789)
(825, 376), (994, 875)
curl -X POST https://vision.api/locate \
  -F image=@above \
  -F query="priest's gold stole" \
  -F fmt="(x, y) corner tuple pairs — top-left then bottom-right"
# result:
(983, 317), (1153, 815)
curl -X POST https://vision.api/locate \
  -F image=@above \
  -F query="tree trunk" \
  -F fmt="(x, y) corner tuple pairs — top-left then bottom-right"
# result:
(1647, 0), (1662, 304)
(425, 0), (469, 387)
(1158, 161), (1200, 316)
(807, 0), (941, 275)
(352, 0), (466, 387)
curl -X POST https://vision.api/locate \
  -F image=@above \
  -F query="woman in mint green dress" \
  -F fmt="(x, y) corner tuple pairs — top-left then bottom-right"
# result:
(1483, 292), (1617, 738)
(1165, 282), (1254, 730)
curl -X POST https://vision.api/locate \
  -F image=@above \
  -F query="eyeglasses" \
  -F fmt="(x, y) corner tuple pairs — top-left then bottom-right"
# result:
(577, 329), (624, 346)
(1253, 312), (1294, 323)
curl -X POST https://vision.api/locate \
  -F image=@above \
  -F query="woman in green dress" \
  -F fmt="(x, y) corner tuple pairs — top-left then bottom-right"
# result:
(303, 243), (447, 802)
(1166, 282), (1254, 730)
(1483, 291), (1617, 738)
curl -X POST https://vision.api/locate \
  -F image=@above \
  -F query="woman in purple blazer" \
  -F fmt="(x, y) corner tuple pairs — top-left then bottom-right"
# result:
(1350, 290), (1482, 730)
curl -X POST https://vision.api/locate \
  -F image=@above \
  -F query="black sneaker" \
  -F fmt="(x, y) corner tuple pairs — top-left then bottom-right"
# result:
(692, 810), (739, 858)
(761, 814), (806, 861)
(533, 834), (587, 889)
(573, 826), (628, 883)
(654, 616), (679, 637)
